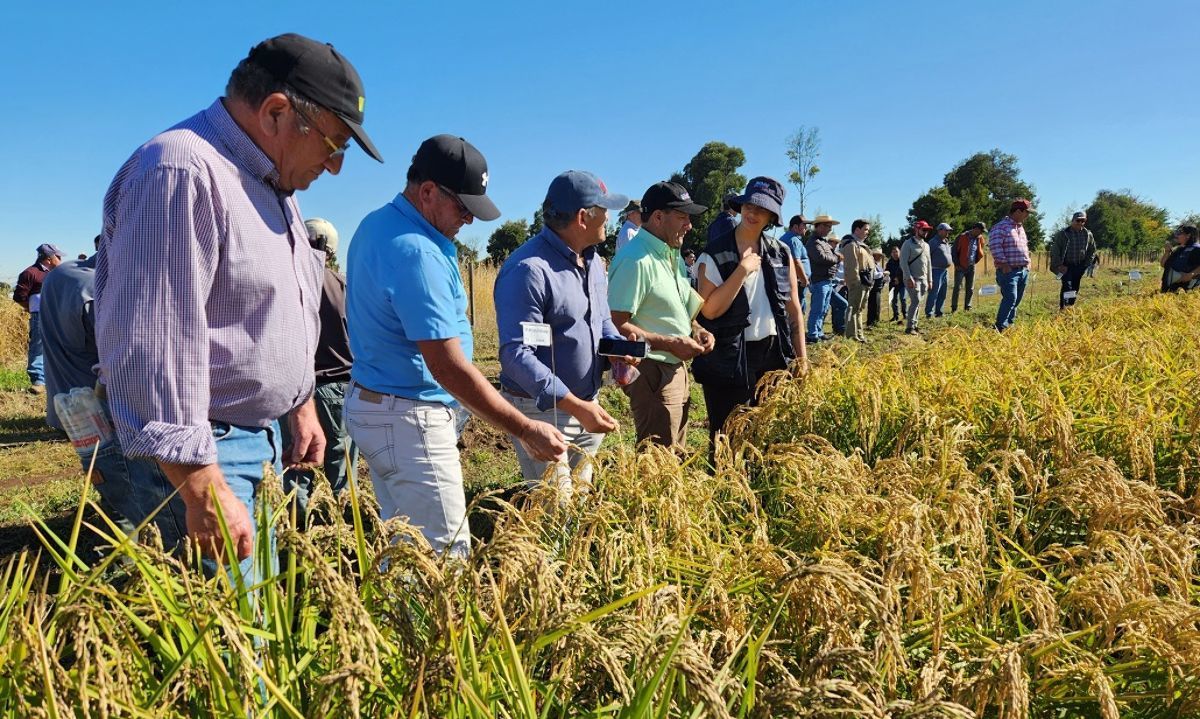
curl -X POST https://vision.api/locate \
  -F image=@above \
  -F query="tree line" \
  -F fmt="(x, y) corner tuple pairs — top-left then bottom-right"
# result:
(478, 137), (1195, 264)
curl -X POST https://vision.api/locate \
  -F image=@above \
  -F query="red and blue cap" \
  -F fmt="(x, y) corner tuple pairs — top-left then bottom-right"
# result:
(545, 170), (629, 214)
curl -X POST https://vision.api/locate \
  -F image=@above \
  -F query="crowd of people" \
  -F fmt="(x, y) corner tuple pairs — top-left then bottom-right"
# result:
(11, 32), (1200, 572)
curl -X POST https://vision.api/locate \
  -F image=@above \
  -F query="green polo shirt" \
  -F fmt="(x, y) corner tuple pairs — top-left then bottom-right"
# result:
(607, 228), (699, 364)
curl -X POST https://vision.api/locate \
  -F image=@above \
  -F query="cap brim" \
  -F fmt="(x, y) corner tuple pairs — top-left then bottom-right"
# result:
(598, 193), (630, 211)
(338, 115), (384, 163)
(672, 202), (708, 215)
(460, 192), (501, 222)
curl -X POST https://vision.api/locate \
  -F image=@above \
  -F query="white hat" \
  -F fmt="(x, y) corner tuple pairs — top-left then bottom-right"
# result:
(304, 218), (339, 254)
(936, 222), (953, 231)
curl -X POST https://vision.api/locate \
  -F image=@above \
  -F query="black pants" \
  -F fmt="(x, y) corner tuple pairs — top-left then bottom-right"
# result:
(701, 337), (787, 443)
(952, 265), (975, 311)
(867, 278), (885, 326)
(1060, 263), (1087, 308)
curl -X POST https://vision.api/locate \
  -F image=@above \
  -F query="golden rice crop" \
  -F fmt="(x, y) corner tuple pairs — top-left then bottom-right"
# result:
(0, 301), (27, 368)
(1, 290), (1199, 717)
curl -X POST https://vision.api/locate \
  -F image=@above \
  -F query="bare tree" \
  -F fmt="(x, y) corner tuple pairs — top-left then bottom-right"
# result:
(785, 126), (821, 216)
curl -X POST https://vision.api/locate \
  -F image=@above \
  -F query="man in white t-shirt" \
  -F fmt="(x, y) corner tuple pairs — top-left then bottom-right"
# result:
(614, 200), (641, 254)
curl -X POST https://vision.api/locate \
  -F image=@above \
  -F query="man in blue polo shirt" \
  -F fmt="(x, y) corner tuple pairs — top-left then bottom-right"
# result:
(779, 215), (811, 312)
(495, 170), (633, 498)
(345, 135), (567, 557)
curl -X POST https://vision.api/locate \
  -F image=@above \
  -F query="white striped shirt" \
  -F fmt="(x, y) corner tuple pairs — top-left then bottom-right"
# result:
(95, 99), (322, 465)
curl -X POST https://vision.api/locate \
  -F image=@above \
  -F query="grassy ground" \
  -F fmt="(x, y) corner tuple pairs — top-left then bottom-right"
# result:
(0, 262), (1161, 558)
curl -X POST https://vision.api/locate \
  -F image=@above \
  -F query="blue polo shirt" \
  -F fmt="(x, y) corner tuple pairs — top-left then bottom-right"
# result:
(346, 193), (472, 406)
(779, 231), (811, 278)
(495, 227), (621, 410)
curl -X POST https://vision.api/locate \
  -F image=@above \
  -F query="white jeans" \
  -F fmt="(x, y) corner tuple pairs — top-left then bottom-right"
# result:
(501, 390), (604, 500)
(345, 383), (469, 557)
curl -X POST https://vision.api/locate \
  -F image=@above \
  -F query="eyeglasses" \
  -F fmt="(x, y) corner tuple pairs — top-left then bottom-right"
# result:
(437, 184), (473, 221)
(291, 102), (350, 159)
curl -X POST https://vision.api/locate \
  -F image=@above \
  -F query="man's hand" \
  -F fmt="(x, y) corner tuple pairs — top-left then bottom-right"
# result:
(285, 398), (326, 469)
(576, 400), (618, 434)
(161, 462), (254, 561)
(666, 335), (706, 361)
(693, 327), (715, 354)
(906, 277), (916, 289)
(518, 419), (569, 462)
(1056, 264), (1067, 274)
(621, 330), (643, 367)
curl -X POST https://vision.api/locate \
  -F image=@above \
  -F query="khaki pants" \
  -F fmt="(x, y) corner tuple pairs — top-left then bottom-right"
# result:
(845, 284), (869, 340)
(622, 358), (690, 448)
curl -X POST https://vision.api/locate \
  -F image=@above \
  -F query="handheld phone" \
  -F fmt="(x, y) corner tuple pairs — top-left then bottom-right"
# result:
(598, 337), (648, 358)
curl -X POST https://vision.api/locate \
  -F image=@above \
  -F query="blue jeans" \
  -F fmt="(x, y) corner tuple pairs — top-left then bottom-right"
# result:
(806, 280), (834, 340)
(119, 421), (282, 579)
(830, 287), (848, 335)
(27, 312), (44, 385)
(925, 268), (948, 317)
(995, 268), (1029, 331)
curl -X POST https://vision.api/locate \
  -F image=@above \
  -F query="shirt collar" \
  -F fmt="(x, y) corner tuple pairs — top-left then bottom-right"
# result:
(536, 227), (595, 264)
(204, 98), (281, 190)
(390, 192), (458, 255)
(636, 227), (676, 259)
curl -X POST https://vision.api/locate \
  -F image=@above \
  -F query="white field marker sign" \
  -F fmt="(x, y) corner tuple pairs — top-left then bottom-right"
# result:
(979, 285), (999, 296)
(1128, 270), (1143, 281)
(521, 322), (552, 347)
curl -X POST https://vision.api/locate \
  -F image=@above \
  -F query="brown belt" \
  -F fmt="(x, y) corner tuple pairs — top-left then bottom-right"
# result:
(352, 384), (387, 404)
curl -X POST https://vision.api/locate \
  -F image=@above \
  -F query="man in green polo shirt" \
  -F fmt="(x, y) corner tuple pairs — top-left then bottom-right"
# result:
(609, 181), (714, 448)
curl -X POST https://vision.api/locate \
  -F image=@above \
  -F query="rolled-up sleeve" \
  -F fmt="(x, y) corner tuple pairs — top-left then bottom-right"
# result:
(97, 166), (219, 465)
(495, 262), (570, 410)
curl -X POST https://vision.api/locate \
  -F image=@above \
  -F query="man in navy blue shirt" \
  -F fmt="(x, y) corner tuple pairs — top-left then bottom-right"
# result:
(495, 170), (633, 497)
(706, 195), (739, 241)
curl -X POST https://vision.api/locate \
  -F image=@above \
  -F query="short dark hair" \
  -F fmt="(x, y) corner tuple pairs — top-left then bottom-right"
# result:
(226, 58), (321, 117)
(1178, 225), (1199, 243)
(851, 218), (870, 233)
(788, 215), (806, 229)
(542, 201), (575, 232)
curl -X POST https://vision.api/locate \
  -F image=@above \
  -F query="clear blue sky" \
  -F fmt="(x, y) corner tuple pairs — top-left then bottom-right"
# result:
(2, 0), (1197, 281)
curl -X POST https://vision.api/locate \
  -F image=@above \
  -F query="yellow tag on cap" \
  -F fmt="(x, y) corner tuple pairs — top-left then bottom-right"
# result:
(358, 96), (365, 112)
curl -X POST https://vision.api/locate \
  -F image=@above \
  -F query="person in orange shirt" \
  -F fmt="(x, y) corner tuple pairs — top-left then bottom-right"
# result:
(951, 222), (987, 312)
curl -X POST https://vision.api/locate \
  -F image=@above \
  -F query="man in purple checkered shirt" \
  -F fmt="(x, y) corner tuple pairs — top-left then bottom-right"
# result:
(95, 34), (383, 565)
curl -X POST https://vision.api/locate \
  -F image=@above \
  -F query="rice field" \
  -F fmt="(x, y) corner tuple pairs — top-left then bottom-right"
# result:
(0, 281), (1197, 717)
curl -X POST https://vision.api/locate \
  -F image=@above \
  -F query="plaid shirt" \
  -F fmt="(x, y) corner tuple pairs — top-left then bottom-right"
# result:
(95, 100), (322, 466)
(988, 216), (1030, 267)
(1051, 227), (1095, 266)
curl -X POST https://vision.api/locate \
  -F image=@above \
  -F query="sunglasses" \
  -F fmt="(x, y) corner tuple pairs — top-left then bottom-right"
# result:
(291, 102), (351, 159)
(437, 184), (473, 221)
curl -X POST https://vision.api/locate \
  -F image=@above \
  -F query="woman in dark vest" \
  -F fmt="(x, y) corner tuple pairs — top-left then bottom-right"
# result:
(692, 176), (807, 448)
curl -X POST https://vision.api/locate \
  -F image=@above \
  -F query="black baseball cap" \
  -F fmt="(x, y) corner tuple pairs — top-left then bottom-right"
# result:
(410, 134), (500, 221)
(247, 33), (383, 163)
(640, 181), (707, 216)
